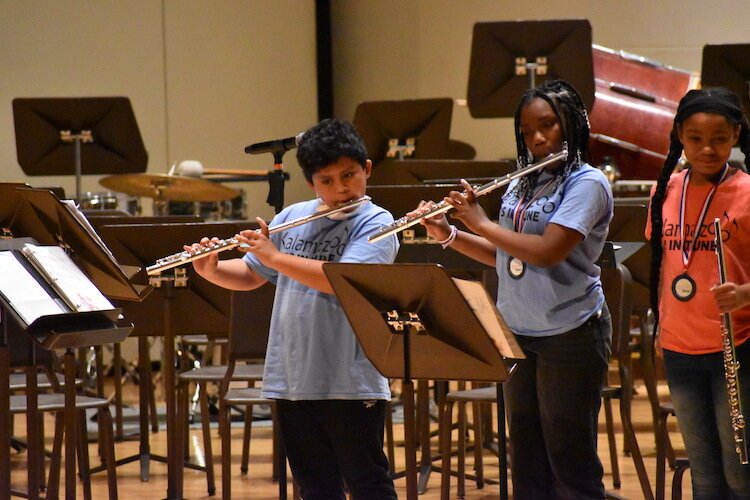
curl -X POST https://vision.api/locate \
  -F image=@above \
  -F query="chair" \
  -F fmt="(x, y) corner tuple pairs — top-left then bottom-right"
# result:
(439, 383), (503, 499)
(600, 263), (654, 499)
(177, 283), (274, 496)
(6, 320), (118, 499)
(656, 400), (690, 500)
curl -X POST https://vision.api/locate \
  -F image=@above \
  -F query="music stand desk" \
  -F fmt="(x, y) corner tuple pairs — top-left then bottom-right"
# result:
(12, 97), (147, 202)
(467, 19), (594, 117)
(96, 220), (260, 499)
(0, 237), (131, 500)
(323, 263), (520, 500)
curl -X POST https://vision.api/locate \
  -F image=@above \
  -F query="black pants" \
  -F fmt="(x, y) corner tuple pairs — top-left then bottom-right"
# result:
(504, 306), (612, 500)
(275, 399), (397, 500)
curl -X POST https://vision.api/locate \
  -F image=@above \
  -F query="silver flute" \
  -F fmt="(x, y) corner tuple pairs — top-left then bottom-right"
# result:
(367, 147), (568, 243)
(714, 217), (748, 464)
(147, 195), (371, 275)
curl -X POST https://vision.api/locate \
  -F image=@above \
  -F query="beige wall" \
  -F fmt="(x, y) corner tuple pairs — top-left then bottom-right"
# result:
(0, 0), (318, 220)
(331, 0), (750, 163)
(2, 0), (749, 213)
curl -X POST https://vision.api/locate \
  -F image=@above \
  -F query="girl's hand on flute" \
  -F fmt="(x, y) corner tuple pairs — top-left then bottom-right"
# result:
(711, 282), (750, 313)
(409, 200), (452, 241)
(446, 179), (491, 235)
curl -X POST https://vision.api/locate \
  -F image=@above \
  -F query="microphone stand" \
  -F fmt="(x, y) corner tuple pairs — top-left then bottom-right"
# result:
(267, 150), (288, 214)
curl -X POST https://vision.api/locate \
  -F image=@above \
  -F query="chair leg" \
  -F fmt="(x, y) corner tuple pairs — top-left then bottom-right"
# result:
(457, 400), (466, 499)
(440, 400), (455, 500)
(656, 409), (668, 500)
(46, 413), (64, 499)
(471, 401), (484, 489)
(77, 410), (92, 500)
(671, 459), (689, 500)
(113, 343), (124, 441)
(199, 387), (216, 495)
(241, 403), (253, 474)
(220, 400), (231, 500)
(99, 407), (119, 499)
(603, 396), (621, 489)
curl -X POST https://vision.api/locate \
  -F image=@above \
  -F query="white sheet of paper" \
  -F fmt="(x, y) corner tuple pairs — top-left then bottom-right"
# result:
(451, 277), (525, 360)
(0, 251), (66, 324)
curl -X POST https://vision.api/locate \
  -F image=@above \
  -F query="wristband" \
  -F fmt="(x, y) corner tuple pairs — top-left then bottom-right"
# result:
(436, 225), (458, 249)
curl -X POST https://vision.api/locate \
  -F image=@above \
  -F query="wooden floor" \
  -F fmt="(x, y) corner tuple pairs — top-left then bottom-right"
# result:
(9, 376), (690, 499)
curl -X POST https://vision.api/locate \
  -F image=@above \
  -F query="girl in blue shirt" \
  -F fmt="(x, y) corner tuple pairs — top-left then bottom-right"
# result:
(418, 80), (613, 499)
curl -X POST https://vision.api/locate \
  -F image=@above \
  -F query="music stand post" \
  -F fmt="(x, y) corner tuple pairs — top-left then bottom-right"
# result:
(12, 97), (148, 202)
(323, 263), (519, 500)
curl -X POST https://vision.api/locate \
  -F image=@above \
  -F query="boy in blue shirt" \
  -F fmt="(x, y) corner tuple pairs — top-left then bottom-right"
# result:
(190, 119), (399, 499)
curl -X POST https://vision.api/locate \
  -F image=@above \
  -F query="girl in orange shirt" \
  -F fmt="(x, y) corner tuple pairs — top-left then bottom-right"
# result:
(648, 87), (750, 499)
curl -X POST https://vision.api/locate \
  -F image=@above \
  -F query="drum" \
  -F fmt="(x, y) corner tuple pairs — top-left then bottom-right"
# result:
(167, 189), (246, 221)
(80, 192), (118, 210)
(588, 45), (699, 180)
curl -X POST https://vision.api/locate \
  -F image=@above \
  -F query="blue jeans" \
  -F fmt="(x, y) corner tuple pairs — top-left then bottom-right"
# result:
(664, 341), (750, 500)
(504, 305), (611, 500)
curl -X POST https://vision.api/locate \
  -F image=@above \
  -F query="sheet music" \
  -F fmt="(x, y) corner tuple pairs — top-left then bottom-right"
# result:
(62, 199), (121, 267)
(452, 277), (525, 360)
(21, 244), (115, 312)
(0, 251), (67, 324)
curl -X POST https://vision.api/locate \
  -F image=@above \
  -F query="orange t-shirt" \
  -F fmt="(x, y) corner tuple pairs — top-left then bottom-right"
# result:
(646, 168), (750, 354)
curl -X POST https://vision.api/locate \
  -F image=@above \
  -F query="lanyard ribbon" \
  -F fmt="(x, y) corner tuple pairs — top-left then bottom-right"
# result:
(512, 177), (555, 233)
(678, 165), (728, 269)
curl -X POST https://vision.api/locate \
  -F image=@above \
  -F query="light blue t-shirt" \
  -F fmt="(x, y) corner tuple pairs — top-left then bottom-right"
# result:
(242, 199), (399, 400)
(495, 163), (613, 336)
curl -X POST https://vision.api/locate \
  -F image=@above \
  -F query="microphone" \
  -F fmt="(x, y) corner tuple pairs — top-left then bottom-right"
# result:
(244, 132), (304, 155)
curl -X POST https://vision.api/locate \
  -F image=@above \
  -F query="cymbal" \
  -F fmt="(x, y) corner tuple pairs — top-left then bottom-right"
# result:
(99, 173), (239, 202)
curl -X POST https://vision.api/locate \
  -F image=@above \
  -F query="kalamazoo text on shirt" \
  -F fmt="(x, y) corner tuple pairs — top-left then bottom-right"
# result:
(279, 228), (350, 262)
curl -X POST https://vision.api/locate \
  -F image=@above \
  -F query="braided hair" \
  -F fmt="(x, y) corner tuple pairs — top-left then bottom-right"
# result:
(648, 87), (750, 331)
(507, 79), (592, 201)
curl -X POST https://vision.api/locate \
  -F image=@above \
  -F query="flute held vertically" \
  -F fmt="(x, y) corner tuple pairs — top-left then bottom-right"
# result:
(146, 196), (371, 275)
(367, 147), (568, 243)
(714, 217), (748, 464)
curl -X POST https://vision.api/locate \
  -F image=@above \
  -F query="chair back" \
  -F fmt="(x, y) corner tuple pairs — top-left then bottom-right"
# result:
(601, 263), (634, 362)
(227, 282), (275, 362)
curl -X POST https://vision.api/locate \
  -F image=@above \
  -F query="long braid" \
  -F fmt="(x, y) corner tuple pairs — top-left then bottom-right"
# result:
(648, 130), (683, 330)
(649, 86), (750, 337)
(507, 79), (591, 202)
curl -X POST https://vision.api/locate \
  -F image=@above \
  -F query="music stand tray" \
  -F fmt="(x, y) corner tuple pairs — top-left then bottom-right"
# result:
(323, 263), (521, 499)
(467, 19), (594, 117)
(7, 186), (144, 301)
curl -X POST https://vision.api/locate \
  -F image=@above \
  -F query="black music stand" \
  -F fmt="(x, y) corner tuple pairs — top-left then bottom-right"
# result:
(701, 43), (750, 118)
(352, 98), (455, 168)
(0, 236), (132, 500)
(12, 97), (148, 202)
(467, 19), (594, 117)
(96, 220), (262, 500)
(323, 263), (520, 500)
(6, 186), (144, 301)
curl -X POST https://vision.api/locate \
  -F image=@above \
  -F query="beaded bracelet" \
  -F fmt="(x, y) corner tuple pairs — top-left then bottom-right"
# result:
(437, 224), (458, 249)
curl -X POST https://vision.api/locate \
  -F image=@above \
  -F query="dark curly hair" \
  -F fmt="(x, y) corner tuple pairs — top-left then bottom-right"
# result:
(506, 79), (591, 201)
(296, 119), (368, 182)
(648, 87), (750, 331)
